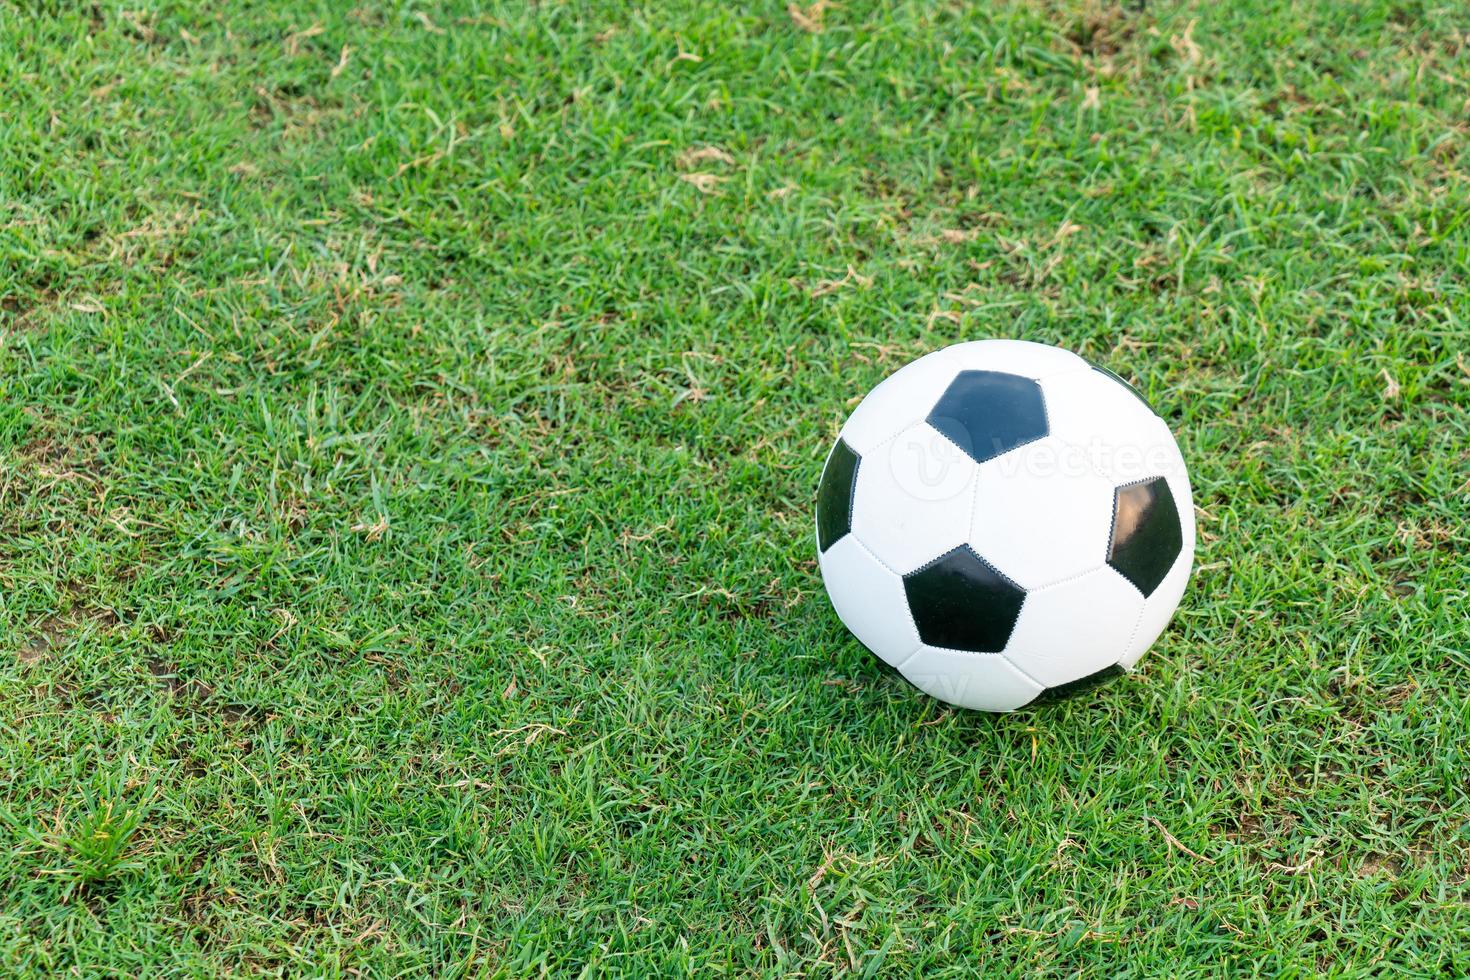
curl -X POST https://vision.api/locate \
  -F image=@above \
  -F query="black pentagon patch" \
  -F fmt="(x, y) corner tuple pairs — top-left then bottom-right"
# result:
(1107, 477), (1183, 597)
(926, 371), (1047, 465)
(1086, 359), (1154, 411)
(815, 439), (860, 553)
(902, 545), (1026, 653)
(1028, 664), (1125, 706)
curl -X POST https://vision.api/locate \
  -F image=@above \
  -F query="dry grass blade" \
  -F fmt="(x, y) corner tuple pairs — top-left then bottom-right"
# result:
(679, 172), (727, 194)
(807, 265), (872, 297)
(330, 45), (352, 79)
(677, 146), (735, 168)
(1148, 817), (1217, 865)
(284, 23), (324, 56)
(788, 0), (834, 33)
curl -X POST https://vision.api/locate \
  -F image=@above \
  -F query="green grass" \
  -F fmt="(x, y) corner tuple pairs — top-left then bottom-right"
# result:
(2, 0), (1469, 974)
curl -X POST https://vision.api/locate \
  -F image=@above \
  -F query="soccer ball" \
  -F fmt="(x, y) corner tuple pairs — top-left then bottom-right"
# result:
(815, 339), (1193, 711)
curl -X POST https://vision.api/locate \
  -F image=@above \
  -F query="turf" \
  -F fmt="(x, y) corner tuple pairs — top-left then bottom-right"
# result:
(2, 0), (1469, 974)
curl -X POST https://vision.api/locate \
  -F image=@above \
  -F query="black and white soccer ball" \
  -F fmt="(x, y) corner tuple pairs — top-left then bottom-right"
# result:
(816, 339), (1193, 711)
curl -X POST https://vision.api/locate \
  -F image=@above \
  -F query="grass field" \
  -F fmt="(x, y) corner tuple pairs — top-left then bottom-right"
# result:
(3, 0), (1469, 974)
